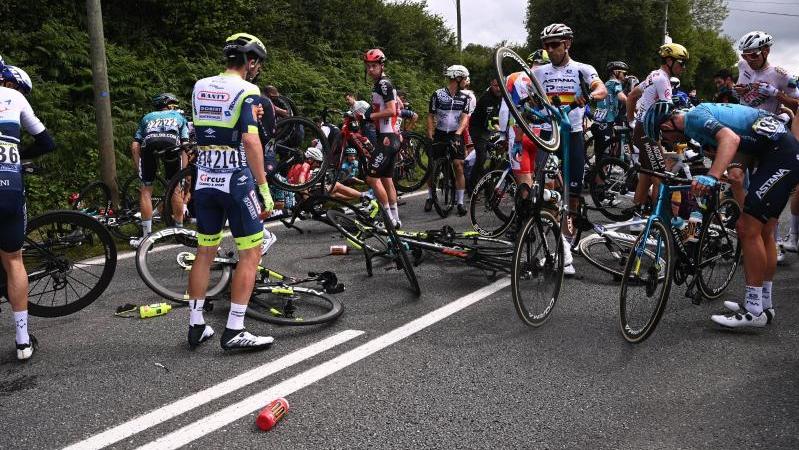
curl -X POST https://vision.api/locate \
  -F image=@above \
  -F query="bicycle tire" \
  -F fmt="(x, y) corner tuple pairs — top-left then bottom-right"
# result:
(121, 174), (168, 213)
(25, 210), (117, 317)
(589, 157), (636, 221)
(326, 208), (381, 253)
(431, 159), (455, 218)
(268, 116), (330, 192)
(161, 166), (196, 231)
(394, 132), (431, 192)
(619, 219), (673, 343)
(381, 207), (421, 296)
(246, 285), (343, 326)
(578, 233), (637, 278)
(469, 169), (516, 237)
(135, 227), (232, 304)
(512, 211), (564, 327)
(696, 199), (741, 299)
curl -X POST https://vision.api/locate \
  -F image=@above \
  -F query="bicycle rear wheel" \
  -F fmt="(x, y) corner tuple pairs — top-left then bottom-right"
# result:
(589, 157), (636, 221)
(247, 285), (343, 325)
(25, 210), (117, 317)
(619, 219), (673, 343)
(161, 166), (197, 232)
(431, 159), (455, 218)
(394, 132), (430, 192)
(578, 233), (637, 278)
(696, 199), (741, 299)
(72, 180), (141, 241)
(135, 227), (232, 304)
(470, 169), (516, 237)
(512, 211), (564, 326)
(268, 116), (330, 192)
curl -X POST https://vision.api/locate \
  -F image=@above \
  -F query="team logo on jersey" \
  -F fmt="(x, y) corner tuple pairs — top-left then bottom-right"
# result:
(204, 128), (216, 138)
(199, 105), (223, 120)
(198, 91), (230, 102)
(755, 169), (790, 199)
(229, 89), (245, 110)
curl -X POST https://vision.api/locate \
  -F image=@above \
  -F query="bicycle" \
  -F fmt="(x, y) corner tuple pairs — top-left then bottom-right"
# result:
(428, 140), (459, 218)
(619, 167), (741, 343)
(469, 133), (518, 237)
(134, 226), (344, 326)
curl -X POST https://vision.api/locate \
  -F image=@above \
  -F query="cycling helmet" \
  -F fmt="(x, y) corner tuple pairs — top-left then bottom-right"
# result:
(364, 49), (386, 64)
(528, 49), (550, 65)
(540, 23), (573, 41)
(738, 31), (773, 52)
(152, 92), (179, 109)
(659, 43), (689, 61)
(606, 61), (629, 73)
(670, 77), (680, 89)
(223, 33), (267, 62)
(344, 147), (357, 156)
(444, 64), (470, 80)
(305, 147), (324, 162)
(1, 65), (32, 95)
(643, 100), (675, 141)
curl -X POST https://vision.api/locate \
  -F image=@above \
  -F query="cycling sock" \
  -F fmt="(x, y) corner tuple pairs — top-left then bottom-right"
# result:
(389, 203), (399, 222)
(189, 299), (205, 326)
(456, 189), (465, 205)
(762, 281), (773, 309)
(142, 219), (153, 235)
(226, 302), (247, 330)
(13, 310), (29, 345)
(427, 187), (434, 199)
(744, 285), (763, 315)
(175, 222), (184, 228)
(773, 222), (779, 241)
(382, 203), (390, 216)
(791, 214), (799, 236)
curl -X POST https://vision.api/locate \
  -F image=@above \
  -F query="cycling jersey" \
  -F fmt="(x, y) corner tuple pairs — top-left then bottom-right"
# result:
(634, 68), (672, 122)
(745, 133), (799, 222)
(592, 78), (623, 123)
(532, 60), (600, 132)
(371, 75), (399, 134)
(498, 71), (536, 139)
(133, 110), (189, 148)
(429, 87), (471, 133)
(0, 86), (45, 192)
(191, 72), (264, 249)
(736, 61), (799, 113)
(287, 162), (311, 185)
(340, 160), (360, 180)
(683, 103), (776, 155)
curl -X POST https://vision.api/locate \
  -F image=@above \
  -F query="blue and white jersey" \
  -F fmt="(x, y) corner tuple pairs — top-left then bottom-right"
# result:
(0, 86), (45, 191)
(592, 78), (623, 123)
(133, 110), (189, 147)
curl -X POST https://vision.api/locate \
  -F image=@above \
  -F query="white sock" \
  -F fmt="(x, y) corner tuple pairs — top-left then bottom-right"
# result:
(188, 299), (205, 326)
(456, 189), (465, 205)
(427, 187), (434, 199)
(791, 214), (799, 236)
(774, 222), (780, 241)
(389, 203), (399, 222)
(175, 221), (184, 228)
(226, 303), (247, 330)
(382, 203), (390, 217)
(762, 281), (773, 309)
(142, 219), (153, 234)
(13, 310), (29, 345)
(744, 285), (763, 315)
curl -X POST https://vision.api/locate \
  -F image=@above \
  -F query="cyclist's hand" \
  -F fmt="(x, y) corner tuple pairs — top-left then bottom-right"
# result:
(259, 183), (275, 214)
(691, 174), (717, 197)
(255, 104), (264, 121)
(755, 82), (779, 98)
(512, 141), (523, 161)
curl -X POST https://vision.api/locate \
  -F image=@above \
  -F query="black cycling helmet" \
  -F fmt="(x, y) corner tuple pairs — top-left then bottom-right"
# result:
(606, 61), (629, 73)
(152, 92), (179, 109)
(223, 33), (267, 63)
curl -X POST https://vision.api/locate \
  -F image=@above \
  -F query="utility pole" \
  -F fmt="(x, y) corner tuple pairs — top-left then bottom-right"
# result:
(663, 0), (670, 44)
(456, 0), (462, 61)
(86, 0), (119, 205)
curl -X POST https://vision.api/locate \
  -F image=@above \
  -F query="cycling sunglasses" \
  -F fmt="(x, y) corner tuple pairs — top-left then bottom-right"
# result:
(742, 50), (763, 60)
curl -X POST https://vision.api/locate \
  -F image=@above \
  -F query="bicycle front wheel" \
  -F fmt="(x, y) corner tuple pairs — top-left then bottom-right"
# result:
(470, 169), (516, 237)
(589, 157), (636, 221)
(431, 159), (455, 218)
(268, 116), (330, 192)
(394, 132), (430, 192)
(578, 232), (637, 278)
(512, 211), (564, 327)
(619, 219), (673, 343)
(697, 199), (741, 299)
(247, 285), (343, 325)
(25, 210), (117, 317)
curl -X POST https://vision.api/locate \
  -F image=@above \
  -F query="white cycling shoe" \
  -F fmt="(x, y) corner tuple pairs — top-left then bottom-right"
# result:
(261, 228), (277, 256)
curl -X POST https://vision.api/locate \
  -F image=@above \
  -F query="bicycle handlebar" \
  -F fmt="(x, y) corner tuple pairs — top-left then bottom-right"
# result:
(637, 166), (693, 185)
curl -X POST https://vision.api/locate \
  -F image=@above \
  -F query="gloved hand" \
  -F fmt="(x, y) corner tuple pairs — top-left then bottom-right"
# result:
(755, 82), (779, 98)
(695, 174), (718, 188)
(258, 183), (274, 213)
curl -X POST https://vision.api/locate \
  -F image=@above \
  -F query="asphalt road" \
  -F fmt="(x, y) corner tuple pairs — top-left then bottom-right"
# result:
(1, 192), (797, 449)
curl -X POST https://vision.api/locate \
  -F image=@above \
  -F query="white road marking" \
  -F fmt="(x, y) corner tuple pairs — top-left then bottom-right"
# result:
(62, 330), (364, 450)
(136, 278), (510, 450)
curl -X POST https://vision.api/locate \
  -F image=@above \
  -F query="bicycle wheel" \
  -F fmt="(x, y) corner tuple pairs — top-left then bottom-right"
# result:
(619, 219), (673, 343)
(161, 166), (196, 230)
(470, 169), (516, 237)
(121, 174), (167, 214)
(247, 285), (343, 325)
(494, 47), (560, 152)
(24, 210), (117, 317)
(431, 159), (455, 218)
(578, 233), (637, 278)
(381, 207), (420, 295)
(326, 208), (381, 253)
(268, 116), (330, 192)
(697, 199), (741, 299)
(589, 157), (636, 221)
(394, 133), (430, 192)
(135, 227), (232, 304)
(512, 211), (564, 327)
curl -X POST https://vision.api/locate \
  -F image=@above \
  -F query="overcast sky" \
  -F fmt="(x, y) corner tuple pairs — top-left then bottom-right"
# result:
(422, 0), (799, 75)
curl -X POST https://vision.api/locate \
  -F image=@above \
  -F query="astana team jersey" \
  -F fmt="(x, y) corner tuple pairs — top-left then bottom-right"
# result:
(533, 60), (600, 132)
(0, 86), (45, 191)
(736, 60), (799, 114)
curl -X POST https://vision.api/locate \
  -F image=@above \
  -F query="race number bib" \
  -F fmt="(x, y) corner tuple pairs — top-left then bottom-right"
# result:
(752, 116), (786, 141)
(0, 143), (21, 171)
(196, 146), (242, 171)
(592, 108), (608, 122)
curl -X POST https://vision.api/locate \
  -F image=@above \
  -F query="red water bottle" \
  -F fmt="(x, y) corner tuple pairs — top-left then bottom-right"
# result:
(256, 398), (289, 431)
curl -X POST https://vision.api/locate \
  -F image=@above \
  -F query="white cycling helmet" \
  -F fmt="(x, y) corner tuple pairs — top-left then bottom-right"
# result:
(670, 77), (680, 89)
(540, 23), (573, 41)
(304, 147), (324, 162)
(444, 64), (469, 79)
(738, 31), (773, 52)
(0, 65), (33, 95)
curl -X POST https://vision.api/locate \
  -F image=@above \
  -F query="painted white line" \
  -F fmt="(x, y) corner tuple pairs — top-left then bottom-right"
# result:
(63, 330), (364, 450)
(136, 278), (510, 450)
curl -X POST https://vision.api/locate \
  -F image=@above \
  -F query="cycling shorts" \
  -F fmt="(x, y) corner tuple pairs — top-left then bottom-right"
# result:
(139, 137), (183, 185)
(193, 167), (264, 250)
(367, 132), (400, 178)
(744, 134), (799, 223)
(431, 130), (465, 160)
(538, 129), (586, 196)
(591, 122), (613, 161)
(510, 133), (538, 176)
(632, 122), (665, 172)
(0, 190), (26, 252)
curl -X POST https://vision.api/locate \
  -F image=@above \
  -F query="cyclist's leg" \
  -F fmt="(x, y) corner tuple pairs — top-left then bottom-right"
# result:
(138, 146), (157, 233)
(450, 134), (467, 207)
(467, 130), (488, 192)
(0, 191), (30, 344)
(727, 153), (753, 208)
(632, 124), (653, 209)
(164, 155), (184, 226)
(187, 188), (225, 301)
(565, 131), (586, 238)
(369, 133), (401, 222)
(425, 132), (446, 205)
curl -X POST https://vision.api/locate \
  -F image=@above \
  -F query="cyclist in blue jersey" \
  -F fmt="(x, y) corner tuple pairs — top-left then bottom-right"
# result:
(0, 65), (56, 360)
(652, 101), (799, 329)
(185, 33), (275, 351)
(130, 93), (190, 243)
(592, 61), (629, 162)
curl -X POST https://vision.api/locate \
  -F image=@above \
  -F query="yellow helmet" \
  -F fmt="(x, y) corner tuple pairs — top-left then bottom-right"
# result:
(659, 43), (689, 61)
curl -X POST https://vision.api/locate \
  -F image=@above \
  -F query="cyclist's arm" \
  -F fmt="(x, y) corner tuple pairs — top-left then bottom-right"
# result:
(626, 86), (642, 122)
(706, 128), (740, 179)
(242, 96), (267, 186)
(455, 97), (471, 135)
(617, 91), (627, 106)
(369, 99), (396, 120)
(588, 79), (608, 101)
(21, 130), (55, 159)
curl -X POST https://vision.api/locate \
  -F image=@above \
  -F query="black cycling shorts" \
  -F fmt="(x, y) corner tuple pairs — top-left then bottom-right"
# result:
(633, 123), (665, 172)
(0, 190), (26, 253)
(591, 122), (613, 161)
(744, 134), (799, 223)
(139, 137), (182, 185)
(431, 130), (465, 160)
(367, 132), (400, 178)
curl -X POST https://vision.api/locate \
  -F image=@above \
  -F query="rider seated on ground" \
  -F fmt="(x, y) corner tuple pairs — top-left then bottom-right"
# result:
(288, 147), (372, 203)
(339, 147), (365, 186)
(652, 100), (799, 328)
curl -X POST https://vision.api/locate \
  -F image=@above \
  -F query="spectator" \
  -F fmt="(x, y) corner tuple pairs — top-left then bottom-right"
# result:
(467, 77), (502, 192)
(713, 69), (738, 104)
